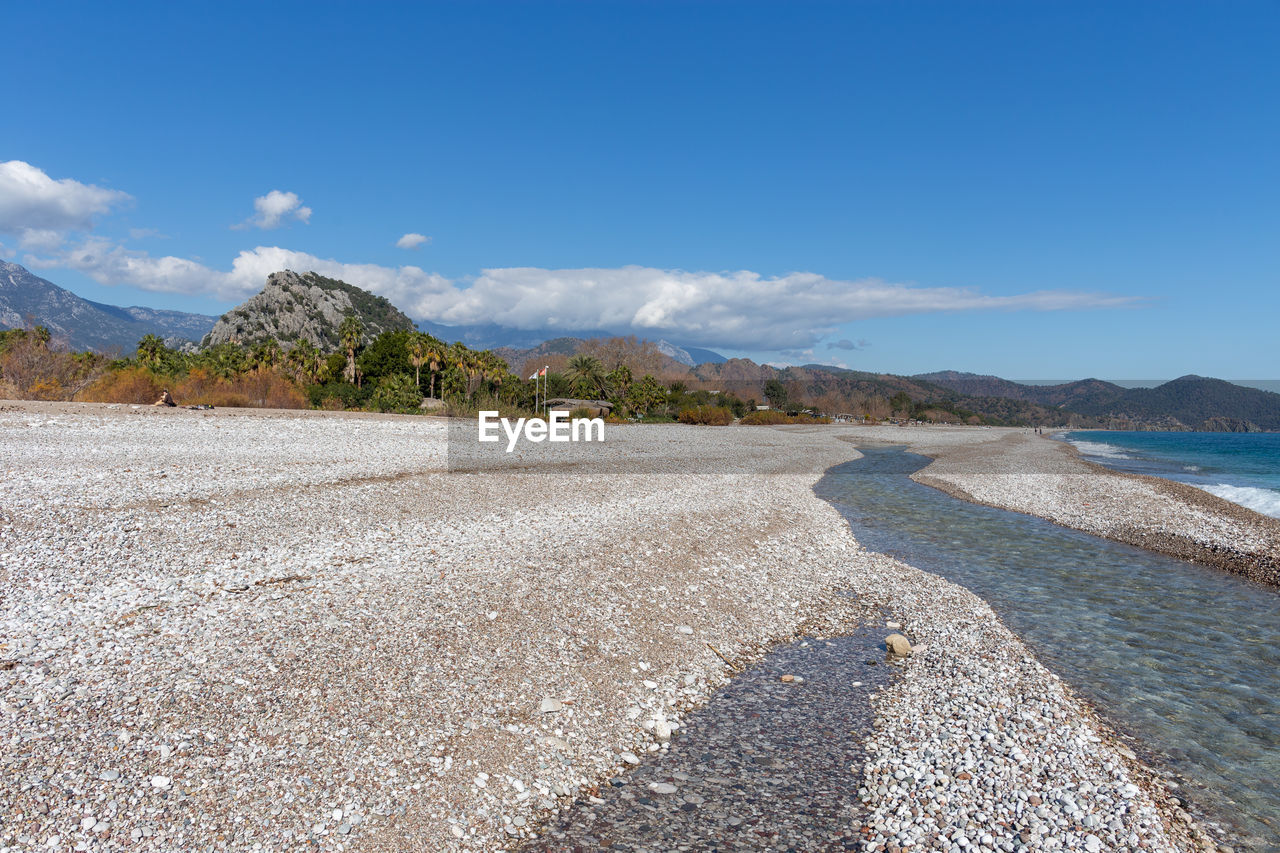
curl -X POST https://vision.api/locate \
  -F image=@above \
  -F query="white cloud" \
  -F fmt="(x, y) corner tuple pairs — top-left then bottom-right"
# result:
(396, 232), (431, 250)
(26, 241), (453, 306)
(431, 266), (1138, 350)
(27, 239), (1138, 351)
(0, 160), (131, 239)
(234, 190), (312, 230)
(17, 228), (67, 252)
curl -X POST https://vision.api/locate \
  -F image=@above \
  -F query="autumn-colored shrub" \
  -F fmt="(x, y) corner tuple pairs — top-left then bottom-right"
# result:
(739, 410), (789, 425)
(80, 366), (163, 404)
(0, 334), (104, 401)
(80, 365), (307, 409)
(678, 405), (733, 425)
(739, 410), (831, 425)
(171, 368), (307, 409)
(29, 379), (67, 400)
(171, 366), (219, 402)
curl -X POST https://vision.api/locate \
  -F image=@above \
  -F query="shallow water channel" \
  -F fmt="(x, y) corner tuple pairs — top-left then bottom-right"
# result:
(815, 447), (1280, 850)
(522, 625), (898, 851)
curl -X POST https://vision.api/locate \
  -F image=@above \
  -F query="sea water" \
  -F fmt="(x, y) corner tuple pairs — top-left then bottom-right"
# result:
(1066, 431), (1280, 519)
(816, 448), (1280, 850)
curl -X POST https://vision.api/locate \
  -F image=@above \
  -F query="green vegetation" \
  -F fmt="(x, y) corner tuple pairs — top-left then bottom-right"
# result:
(18, 316), (1269, 430)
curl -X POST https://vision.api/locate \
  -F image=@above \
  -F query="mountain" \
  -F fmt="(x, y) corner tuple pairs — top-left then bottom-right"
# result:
(0, 260), (216, 353)
(202, 270), (415, 351)
(655, 340), (697, 366)
(914, 370), (1280, 430)
(494, 336), (693, 379)
(683, 346), (727, 365)
(914, 371), (1128, 410)
(1073, 375), (1280, 431)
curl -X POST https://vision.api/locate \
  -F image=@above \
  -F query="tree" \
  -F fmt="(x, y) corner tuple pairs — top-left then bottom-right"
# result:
(764, 378), (788, 409)
(407, 332), (429, 389)
(606, 364), (632, 402)
(288, 338), (324, 384)
(425, 339), (444, 400)
(565, 354), (606, 398)
(625, 374), (667, 418)
(478, 351), (509, 393)
(136, 335), (166, 369)
(339, 316), (365, 387)
(370, 373), (424, 413)
(250, 338), (282, 370)
(357, 329), (414, 384)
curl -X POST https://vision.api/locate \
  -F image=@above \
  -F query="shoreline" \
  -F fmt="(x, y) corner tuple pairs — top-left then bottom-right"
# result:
(0, 403), (1214, 850)
(832, 424), (1280, 588)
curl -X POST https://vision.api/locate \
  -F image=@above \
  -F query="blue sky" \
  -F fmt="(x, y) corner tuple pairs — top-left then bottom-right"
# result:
(2, 1), (1276, 378)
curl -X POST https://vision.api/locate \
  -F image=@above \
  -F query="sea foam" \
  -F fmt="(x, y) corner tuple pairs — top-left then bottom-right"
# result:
(1198, 483), (1280, 519)
(1069, 440), (1132, 460)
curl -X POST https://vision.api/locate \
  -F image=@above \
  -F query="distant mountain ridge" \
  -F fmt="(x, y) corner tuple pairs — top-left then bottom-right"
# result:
(202, 270), (415, 350)
(0, 260), (216, 352)
(917, 370), (1280, 431)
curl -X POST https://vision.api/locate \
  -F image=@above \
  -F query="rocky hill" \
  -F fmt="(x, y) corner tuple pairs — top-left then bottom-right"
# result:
(202, 270), (415, 351)
(0, 260), (215, 352)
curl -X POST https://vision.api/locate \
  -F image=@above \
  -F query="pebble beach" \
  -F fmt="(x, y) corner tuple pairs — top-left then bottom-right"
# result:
(0, 404), (1229, 851)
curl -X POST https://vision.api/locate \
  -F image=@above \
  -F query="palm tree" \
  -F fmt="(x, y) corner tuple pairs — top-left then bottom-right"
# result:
(136, 334), (165, 368)
(425, 339), (444, 400)
(479, 351), (508, 393)
(565, 354), (606, 398)
(407, 332), (428, 390)
(339, 316), (364, 387)
(251, 338), (282, 371)
(288, 338), (321, 384)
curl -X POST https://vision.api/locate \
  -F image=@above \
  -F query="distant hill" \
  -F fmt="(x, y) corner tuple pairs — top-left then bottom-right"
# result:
(494, 336), (704, 379)
(202, 270), (415, 351)
(1073, 375), (1280, 431)
(0, 260), (216, 353)
(915, 370), (1129, 410)
(916, 370), (1280, 431)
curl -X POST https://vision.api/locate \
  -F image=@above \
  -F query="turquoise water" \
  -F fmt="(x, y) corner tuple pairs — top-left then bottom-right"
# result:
(816, 448), (1280, 850)
(1066, 431), (1280, 519)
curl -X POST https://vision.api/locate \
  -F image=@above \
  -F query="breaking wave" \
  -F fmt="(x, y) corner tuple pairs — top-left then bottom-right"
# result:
(1198, 483), (1280, 519)
(1069, 440), (1132, 460)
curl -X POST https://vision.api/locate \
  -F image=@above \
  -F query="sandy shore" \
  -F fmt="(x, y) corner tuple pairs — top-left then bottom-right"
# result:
(831, 425), (1280, 587)
(0, 404), (1209, 851)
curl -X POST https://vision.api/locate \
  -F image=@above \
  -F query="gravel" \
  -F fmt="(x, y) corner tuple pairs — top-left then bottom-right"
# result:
(0, 405), (1208, 851)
